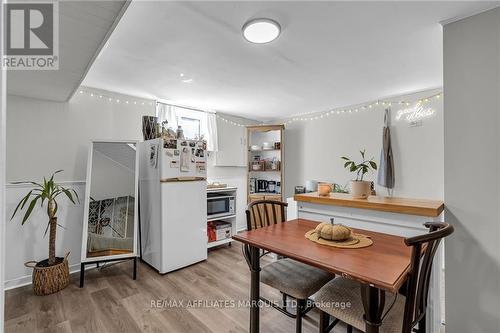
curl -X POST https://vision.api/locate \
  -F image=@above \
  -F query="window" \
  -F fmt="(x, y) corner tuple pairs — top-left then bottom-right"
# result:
(156, 102), (217, 150)
(178, 116), (201, 140)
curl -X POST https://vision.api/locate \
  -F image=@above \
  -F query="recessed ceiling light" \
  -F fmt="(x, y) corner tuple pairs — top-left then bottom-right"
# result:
(242, 18), (281, 44)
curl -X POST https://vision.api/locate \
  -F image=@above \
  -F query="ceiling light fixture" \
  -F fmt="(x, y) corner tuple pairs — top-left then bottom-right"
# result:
(242, 18), (281, 44)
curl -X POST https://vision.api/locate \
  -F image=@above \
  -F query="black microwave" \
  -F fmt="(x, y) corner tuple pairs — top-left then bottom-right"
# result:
(207, 193), (236, 219)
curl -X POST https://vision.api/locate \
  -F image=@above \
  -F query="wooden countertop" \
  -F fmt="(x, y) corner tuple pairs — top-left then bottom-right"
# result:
(294, 192), (444, 217)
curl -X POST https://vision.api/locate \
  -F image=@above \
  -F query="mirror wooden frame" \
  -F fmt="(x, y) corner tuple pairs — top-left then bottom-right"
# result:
(80, 140), (140, 264)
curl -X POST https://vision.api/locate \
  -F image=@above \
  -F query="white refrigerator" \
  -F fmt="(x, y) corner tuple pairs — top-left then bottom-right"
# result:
(138, 138), (207, 273)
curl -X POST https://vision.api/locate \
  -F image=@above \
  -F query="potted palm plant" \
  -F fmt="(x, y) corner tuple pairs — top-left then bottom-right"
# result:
(341, 150), (377, 199)
(11, 170), (79, 295)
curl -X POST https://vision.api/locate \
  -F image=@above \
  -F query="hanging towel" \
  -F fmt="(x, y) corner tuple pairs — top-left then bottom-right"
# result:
(378, 108), (395, 190)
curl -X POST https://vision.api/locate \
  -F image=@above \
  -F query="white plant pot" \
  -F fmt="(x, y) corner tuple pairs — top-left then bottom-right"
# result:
(350, 180), (371, 199)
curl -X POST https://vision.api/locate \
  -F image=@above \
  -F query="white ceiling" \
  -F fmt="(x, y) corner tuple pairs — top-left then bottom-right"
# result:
(7, 1), (128, 102)
(83, 1), (499, 120)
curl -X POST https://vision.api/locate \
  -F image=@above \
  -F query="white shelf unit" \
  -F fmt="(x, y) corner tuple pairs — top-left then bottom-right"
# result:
(207, 238), (232, 249)
(207, 187), (237, 249)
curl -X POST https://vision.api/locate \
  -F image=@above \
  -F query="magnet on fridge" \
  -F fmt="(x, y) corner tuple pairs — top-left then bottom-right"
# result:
(164, 139), (177, 149)
(149, 144), (159, 168)
(173, 149), (180, 156)
(170, 160), (179, 168)
(195, 149), (204, 158)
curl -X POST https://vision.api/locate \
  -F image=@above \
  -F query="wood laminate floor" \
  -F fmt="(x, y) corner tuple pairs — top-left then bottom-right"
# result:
(5, 242), (351, 333)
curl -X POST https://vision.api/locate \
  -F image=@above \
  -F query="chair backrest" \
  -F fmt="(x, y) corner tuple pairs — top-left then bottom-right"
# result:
(246, 200), (288, 231)
(401, 222), (454, 333)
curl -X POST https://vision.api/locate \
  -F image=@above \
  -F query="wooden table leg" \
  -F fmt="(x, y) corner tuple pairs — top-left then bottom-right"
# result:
(360, 284), (385, 333)
(245, 245), (261, 333)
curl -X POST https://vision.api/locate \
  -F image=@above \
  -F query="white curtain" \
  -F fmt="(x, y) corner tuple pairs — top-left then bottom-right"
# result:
(156, 102), (218, 152)
(205, 112), (218, 152)
(156, 102), (178, 129)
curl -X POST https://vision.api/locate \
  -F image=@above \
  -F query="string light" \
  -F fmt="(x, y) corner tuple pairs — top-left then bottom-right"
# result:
(76, 89), (154, 107)
(215, 114), (246, 127)
(284, 92), (442, 124)
(76, 88), (441, 127)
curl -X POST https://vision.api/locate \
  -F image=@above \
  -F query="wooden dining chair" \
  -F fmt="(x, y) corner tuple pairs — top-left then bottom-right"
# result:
(315, 222), (454, 333)
(244, 200), (334, 333)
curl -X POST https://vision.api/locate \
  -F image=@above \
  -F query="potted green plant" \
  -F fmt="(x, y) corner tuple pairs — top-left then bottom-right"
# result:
(341, 150), (377, 199)
(11, 170), (79, 295)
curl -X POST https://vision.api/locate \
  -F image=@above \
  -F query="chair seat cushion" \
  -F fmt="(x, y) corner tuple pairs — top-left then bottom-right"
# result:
(313, 278), (406, 333)
(261, 258), (334, 299)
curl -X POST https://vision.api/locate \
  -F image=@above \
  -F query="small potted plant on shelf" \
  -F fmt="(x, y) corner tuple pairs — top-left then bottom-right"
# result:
(341, 150), (377, 199)
(11, 170), (79, 295)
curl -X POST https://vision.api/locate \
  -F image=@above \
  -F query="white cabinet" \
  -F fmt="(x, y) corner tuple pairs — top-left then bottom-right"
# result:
(215, 117), (247, 167)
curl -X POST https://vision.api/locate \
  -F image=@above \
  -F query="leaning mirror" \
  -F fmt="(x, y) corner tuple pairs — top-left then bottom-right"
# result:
(81, 141), (139, 265)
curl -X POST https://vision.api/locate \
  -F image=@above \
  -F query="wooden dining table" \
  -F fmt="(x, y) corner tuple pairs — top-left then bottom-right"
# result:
(233, 218), (413, 333)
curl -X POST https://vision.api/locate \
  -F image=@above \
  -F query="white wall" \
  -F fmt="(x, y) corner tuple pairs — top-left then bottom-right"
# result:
(6, 89), (155, 182)
(443, 7), (500, 333)
(283, 89), (444, 200)
(5, 87), (256, 288)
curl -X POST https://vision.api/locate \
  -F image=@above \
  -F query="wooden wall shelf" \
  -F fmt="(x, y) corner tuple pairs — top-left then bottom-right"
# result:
(294, 192), (444, 217)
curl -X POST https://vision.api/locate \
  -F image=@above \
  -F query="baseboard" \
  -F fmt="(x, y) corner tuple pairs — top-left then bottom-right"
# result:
(4, 262), (96, 290)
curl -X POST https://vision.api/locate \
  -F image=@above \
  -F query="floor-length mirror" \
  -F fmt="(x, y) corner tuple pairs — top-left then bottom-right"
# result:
(81, 141), (139, 263)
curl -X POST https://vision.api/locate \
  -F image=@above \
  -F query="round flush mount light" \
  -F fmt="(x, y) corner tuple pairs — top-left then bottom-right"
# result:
(242, 18), (281, 44)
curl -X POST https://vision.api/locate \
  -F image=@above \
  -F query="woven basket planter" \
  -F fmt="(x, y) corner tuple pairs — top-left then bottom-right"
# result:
(24, 252), (70, 296)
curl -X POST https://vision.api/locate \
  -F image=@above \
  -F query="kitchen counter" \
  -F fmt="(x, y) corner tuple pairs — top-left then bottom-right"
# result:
(293, 192), (444, 217)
